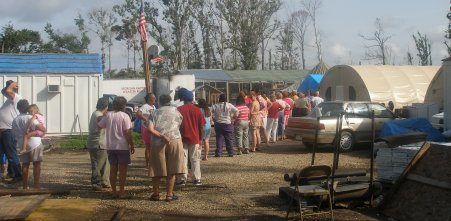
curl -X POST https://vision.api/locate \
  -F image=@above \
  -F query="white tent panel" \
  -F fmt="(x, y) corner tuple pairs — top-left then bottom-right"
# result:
(319, 65), (439, 108)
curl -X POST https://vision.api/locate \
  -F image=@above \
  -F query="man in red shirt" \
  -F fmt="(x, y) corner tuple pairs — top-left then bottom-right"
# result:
(267, 95), (284, 143)
(176, 89), (206, 186)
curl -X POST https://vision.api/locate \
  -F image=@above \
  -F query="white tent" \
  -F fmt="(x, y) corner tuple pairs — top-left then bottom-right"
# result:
(424, 67), (444, 110)
(319, 65), (440, 108)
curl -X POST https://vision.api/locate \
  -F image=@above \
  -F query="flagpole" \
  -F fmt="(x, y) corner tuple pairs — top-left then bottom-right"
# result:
(139, 0), (152, 96)
(142, 40), (152, 95)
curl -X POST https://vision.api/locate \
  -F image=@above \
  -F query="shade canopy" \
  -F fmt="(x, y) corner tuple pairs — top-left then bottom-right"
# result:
(298, 74), (323, 92)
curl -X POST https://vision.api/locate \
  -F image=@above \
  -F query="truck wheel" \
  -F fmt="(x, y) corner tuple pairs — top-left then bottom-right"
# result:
(339, 131), (355, 152)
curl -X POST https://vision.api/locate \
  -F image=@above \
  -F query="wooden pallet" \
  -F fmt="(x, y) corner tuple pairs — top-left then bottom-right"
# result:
(0, 194), (49, 220)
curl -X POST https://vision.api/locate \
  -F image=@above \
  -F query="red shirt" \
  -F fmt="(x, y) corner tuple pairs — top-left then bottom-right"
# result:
(235, 105), (250, 122)
(245, 96), (252, 106)
(268, 101), (282, 119)
(283, 98), (293, 115)
(178, 104), (206, 144)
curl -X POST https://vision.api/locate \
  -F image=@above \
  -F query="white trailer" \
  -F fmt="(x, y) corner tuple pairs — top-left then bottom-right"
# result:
(0, 54), (102, 134)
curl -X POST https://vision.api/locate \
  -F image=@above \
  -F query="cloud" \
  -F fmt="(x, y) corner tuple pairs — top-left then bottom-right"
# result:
(329, 43), (350, 58)
(0, 0), (74, 22)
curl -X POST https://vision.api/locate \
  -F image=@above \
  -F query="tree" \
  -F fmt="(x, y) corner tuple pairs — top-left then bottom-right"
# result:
(212, 0), (227, 69)
(406, 50), (414, 65)
(413, 32), (432, 66)
(112, 0), (141, 73)
(74, 14), (91, 53)
(184, 21), (203, 69)
(261, 19), (280, 70)
(276, 16), (298, 70)
(0, 24), (42, 53)
(87, 8), (117, 76)
(291, 10), (310, 70)
(192, 0), (217, 69)
(444, 7), (451, 57)
(43, 22), (90, 53)
(359, 18), (392, 65)
(162, 0), (193, 70)
(217, 0), (281, 70)
(302, 0), (322, 62)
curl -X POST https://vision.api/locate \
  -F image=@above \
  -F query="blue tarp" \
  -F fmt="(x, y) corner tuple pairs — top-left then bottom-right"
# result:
(379, 118), (445, 142)
(298, 74), (323, 92)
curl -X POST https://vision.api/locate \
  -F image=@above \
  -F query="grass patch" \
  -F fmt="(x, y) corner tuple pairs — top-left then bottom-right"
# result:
(58, 132), (143, 150)
(59, 135), (88, 150)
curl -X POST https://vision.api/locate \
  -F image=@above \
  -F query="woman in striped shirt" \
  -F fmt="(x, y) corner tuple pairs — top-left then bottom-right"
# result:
(234, 96), (250, 154)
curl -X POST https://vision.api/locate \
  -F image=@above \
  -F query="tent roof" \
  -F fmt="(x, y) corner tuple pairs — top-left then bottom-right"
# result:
(309, 60), (330, 74)
(177, 69), (232, 81)
(0, 53), (102, 75)
(298, 74), (323, 92)
(224, 70), (308, 82)
(178, 69), (309, 82)
(325, 65), (440, 108)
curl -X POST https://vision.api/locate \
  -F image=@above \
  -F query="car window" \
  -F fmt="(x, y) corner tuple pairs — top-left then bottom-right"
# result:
(368, 103), (394, 118)
(308, 103), (344, 118)
(347, 103), (370, 118)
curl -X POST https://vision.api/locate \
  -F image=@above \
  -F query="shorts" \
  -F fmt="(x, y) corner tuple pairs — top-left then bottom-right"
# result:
(148, 138), (185, 177)
(107, 150), (131, 166)
(202, 127), (211, 140)
(20, 144), (44, 163)
(141, 125), (152, 145)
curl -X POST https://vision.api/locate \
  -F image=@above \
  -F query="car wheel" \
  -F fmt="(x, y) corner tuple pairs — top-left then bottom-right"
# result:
(302, 142), (314, 149)
(339, 131), (354, 152)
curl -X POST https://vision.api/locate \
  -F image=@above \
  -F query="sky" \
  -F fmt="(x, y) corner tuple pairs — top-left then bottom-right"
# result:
(0, 0), (450, 70)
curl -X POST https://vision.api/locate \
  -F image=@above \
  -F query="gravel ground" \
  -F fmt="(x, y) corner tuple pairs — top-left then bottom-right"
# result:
(36, 137), (385, 221)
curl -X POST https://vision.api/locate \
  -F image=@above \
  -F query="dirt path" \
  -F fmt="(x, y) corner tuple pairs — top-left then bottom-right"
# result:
(37, 139), (383, 220)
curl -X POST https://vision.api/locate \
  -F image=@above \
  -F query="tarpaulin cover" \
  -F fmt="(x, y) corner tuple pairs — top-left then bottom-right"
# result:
(379, 118), (445, 142)
(298, 74), (323, 92)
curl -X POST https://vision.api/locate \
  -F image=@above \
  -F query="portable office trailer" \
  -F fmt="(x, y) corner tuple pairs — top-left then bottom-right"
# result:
(0, 54), (102, 134)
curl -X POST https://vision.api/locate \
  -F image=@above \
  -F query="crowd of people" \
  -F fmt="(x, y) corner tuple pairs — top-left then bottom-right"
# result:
(0, 80), (46, 190)
(0, 80), (324, 202)
(86, 87), (324, 202)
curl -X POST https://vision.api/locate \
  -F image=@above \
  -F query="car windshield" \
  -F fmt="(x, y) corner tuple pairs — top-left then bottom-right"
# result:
(308, 103), (344, 118)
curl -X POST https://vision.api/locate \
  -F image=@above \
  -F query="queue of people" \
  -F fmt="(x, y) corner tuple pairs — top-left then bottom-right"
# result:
(85, 87), (324, 201)
(0, 80), (323, 203)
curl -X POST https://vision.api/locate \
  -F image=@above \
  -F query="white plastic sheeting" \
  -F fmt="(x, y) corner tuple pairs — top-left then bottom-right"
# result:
(319, 65), (439, 108)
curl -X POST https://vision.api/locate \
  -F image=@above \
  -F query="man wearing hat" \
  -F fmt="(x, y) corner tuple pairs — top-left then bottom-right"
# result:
(0, 80), (22, 181)
(176, 89), (205, 186)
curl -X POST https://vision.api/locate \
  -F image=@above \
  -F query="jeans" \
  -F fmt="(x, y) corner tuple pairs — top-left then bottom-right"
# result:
(178, 143), (201, 182)
(214, 123), (234, 156)
(266, 118), (279, 142)
(234, 120), (249, 150)
(0, 129), (21, 179)
(277, 112), (285, 138)
(88, 148), (110, 186)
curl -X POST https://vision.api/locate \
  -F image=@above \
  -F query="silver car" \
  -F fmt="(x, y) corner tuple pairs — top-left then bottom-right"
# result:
(285, 101), (395, 152)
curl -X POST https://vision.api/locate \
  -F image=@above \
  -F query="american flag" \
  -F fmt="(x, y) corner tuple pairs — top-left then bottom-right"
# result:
(151, 56), (164, 63)
(138, 0), (147, 43)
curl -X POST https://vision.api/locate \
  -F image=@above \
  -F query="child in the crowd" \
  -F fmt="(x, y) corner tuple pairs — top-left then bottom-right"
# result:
(19, 104), (45, 155)
(197, 99), (212, 160)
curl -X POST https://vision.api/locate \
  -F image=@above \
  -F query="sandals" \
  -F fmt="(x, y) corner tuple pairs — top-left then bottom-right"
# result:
(165, 195), (179, 202)
(149, 194), (160, 201)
